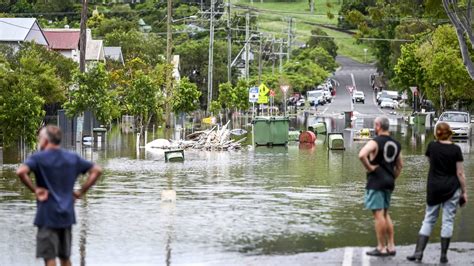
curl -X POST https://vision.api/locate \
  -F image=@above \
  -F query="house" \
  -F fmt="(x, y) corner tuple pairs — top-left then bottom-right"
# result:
(104, 46), (124, 65)
(43, 28), (80, 62)
(0, 18), (48, 50)
(85, 29), (105, 68)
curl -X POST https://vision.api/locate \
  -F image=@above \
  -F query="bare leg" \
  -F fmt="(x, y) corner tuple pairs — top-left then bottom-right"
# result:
(60, 259), (71, 266)
(373, 210), (388, 252)
(384, 209), (395, 252)
(45, 259), (57, 266)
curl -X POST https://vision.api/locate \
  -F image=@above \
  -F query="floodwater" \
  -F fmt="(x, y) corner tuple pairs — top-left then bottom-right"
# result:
(0, 119), (473, 265)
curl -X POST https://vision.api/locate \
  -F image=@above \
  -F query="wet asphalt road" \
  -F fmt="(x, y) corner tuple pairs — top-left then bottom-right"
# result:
(322, 56), (396, 118)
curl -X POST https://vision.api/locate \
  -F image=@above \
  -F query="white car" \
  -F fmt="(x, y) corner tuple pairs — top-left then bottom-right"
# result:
(322, 88), (332, 103)
(307, 90), (325, 106)
(436, 111), (472, 138)
(352, 91), (365, 104)
(380, 98), (395, 109)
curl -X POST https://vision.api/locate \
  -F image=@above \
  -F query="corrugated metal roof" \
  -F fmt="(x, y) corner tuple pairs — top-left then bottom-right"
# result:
(0, 18), (36, 41)
(104, 46), (123, 62)
(86, 39), (104, 61)
(43, 29), (80, 50)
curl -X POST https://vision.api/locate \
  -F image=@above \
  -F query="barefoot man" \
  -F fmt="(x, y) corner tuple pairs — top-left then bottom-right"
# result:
(359, 116), (403, 256)
(16, 126), (102, 266)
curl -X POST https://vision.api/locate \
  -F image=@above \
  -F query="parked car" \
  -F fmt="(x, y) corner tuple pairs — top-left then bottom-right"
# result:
(380, 98), (395, 109)
(436, 111), (472, 138)
(352, 91), (365, 104)
(378, 97), (391, 106)
(322, 88), (333, 103)
(307, 90), (325, 106)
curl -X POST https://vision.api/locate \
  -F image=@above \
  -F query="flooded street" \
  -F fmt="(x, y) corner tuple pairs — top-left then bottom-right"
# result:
(1, 122), (473, 265)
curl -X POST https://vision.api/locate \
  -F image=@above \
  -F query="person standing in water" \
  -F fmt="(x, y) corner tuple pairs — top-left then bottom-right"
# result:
(407, 122), (467, 263)
(359, 116), (403, 256)
(16, 126), (102, 266)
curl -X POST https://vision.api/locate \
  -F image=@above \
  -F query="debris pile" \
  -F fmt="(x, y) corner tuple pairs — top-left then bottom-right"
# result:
(145, 122), (246, 151)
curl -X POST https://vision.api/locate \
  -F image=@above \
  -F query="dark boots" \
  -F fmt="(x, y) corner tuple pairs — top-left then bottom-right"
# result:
(407, 235), (430, 262)
(440, 237), (451, 264)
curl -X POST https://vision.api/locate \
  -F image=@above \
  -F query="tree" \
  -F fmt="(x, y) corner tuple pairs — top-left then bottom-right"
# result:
(295, 46), (338, 72)
(172, 77), (201, 114)
(104, 30), (166, 66)
(64, 63), (120, 125)
(416, 25), (474, 110)
(125, 70), (164, 135)
(0, 56), (45, 148)
(442, 0), (474, 80)
(306, 27), (338, 58)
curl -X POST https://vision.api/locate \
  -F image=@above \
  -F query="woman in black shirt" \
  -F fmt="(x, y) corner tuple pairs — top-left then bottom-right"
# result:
(407, 122), (468, 264)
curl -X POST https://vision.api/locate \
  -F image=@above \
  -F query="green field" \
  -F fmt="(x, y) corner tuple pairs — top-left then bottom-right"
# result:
(232, 0), (375, 62)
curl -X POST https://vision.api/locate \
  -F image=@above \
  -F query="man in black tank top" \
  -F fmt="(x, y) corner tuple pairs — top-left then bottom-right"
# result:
(359, 116), (403, 257)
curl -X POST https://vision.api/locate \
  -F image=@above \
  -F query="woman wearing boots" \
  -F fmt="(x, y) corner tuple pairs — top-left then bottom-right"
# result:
(407, 122), (468, 263)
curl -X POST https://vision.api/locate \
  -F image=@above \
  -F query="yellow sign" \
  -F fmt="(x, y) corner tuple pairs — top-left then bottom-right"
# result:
(258, 83), (270, 104)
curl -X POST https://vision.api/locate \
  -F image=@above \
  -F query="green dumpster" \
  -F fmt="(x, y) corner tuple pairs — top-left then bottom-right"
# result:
(414, 113), (427, 126)
(252, 116), (289, 146)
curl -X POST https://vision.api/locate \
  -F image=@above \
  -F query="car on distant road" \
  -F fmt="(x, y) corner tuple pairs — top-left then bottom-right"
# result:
(352, 91), (365, 104)
(436, 111), (472, 138)
(322, 87), (333, 103)
(380, 98), (395, 109)
(307, 90), (325, 106)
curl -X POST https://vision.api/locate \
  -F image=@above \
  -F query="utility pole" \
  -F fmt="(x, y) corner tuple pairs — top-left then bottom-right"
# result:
(165, 0), (173, 127)
(245, 12), (250, 80)
(258, 34), (263, 83)
(271, 37), (275, 75)
(166, 0), (173, 63)
(287, 17), (293, 62)
(207, 0), (215, 112)
(279, 39), (283, 72)
(79, 0), (88, 73)
(227, 0), (232, 82)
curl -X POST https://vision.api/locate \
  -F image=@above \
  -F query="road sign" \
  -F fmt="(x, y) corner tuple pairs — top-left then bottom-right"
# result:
(402, 91), (408, 100)
(280, 85), (289, 94)
(409, 86), (418, 94)
(270, 89), (276, 97)
(258, 83), (270, 104)
(346, 86), (355, 94)
(249, 87), (259, 103)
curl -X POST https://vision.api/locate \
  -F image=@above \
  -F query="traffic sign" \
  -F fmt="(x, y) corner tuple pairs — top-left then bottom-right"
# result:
(258, 83), (270, 104)
(280, 85), (289, 94)
(270, 89), (276, 97)
(249, 87), (259, 103)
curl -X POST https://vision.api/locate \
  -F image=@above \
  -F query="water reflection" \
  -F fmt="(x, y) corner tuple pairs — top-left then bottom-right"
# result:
(0, 121), (472, 265)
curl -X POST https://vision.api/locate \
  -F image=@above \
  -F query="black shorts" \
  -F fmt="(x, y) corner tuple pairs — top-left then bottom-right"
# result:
(36, 227), (72, 260)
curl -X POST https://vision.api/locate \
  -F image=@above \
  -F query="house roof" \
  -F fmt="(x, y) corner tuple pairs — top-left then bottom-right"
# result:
(43, 29), (80, 50)
(0, 18), (46, 43)
(104, 46), (124, 62)
(86, 39), (104, 61)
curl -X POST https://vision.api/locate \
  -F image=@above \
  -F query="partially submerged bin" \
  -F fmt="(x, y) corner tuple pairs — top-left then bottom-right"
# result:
(253, 116), (289, 146)
(328, 133), (345, 150)
(92, 128), (107, 143)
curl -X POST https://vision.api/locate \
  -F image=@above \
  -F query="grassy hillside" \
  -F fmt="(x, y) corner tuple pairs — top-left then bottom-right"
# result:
(232, 0), (375, 62)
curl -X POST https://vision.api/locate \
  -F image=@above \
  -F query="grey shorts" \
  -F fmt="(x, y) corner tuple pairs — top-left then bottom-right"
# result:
(36, 227), (72, 260)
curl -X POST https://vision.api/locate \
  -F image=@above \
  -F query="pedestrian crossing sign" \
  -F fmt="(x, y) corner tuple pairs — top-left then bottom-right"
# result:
(258, 83), (270, 104)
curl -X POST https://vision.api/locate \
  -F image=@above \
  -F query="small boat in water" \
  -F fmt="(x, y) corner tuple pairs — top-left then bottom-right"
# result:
(229, 128), (248, 136)
(353, 128), (375, 141)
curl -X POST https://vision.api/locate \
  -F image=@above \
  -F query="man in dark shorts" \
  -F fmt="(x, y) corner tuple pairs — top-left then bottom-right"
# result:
(359, 116), (403, 256)
(16, 126), (102, 266)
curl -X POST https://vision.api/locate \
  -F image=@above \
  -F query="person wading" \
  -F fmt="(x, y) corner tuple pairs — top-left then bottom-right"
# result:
(16, 126), (102, 266)
(359, 116), (403, 256)
(407, 122), (467, 263)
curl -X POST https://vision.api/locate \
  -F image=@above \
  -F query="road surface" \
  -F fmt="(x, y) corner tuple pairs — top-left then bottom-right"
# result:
(321, 56), (398, 118)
